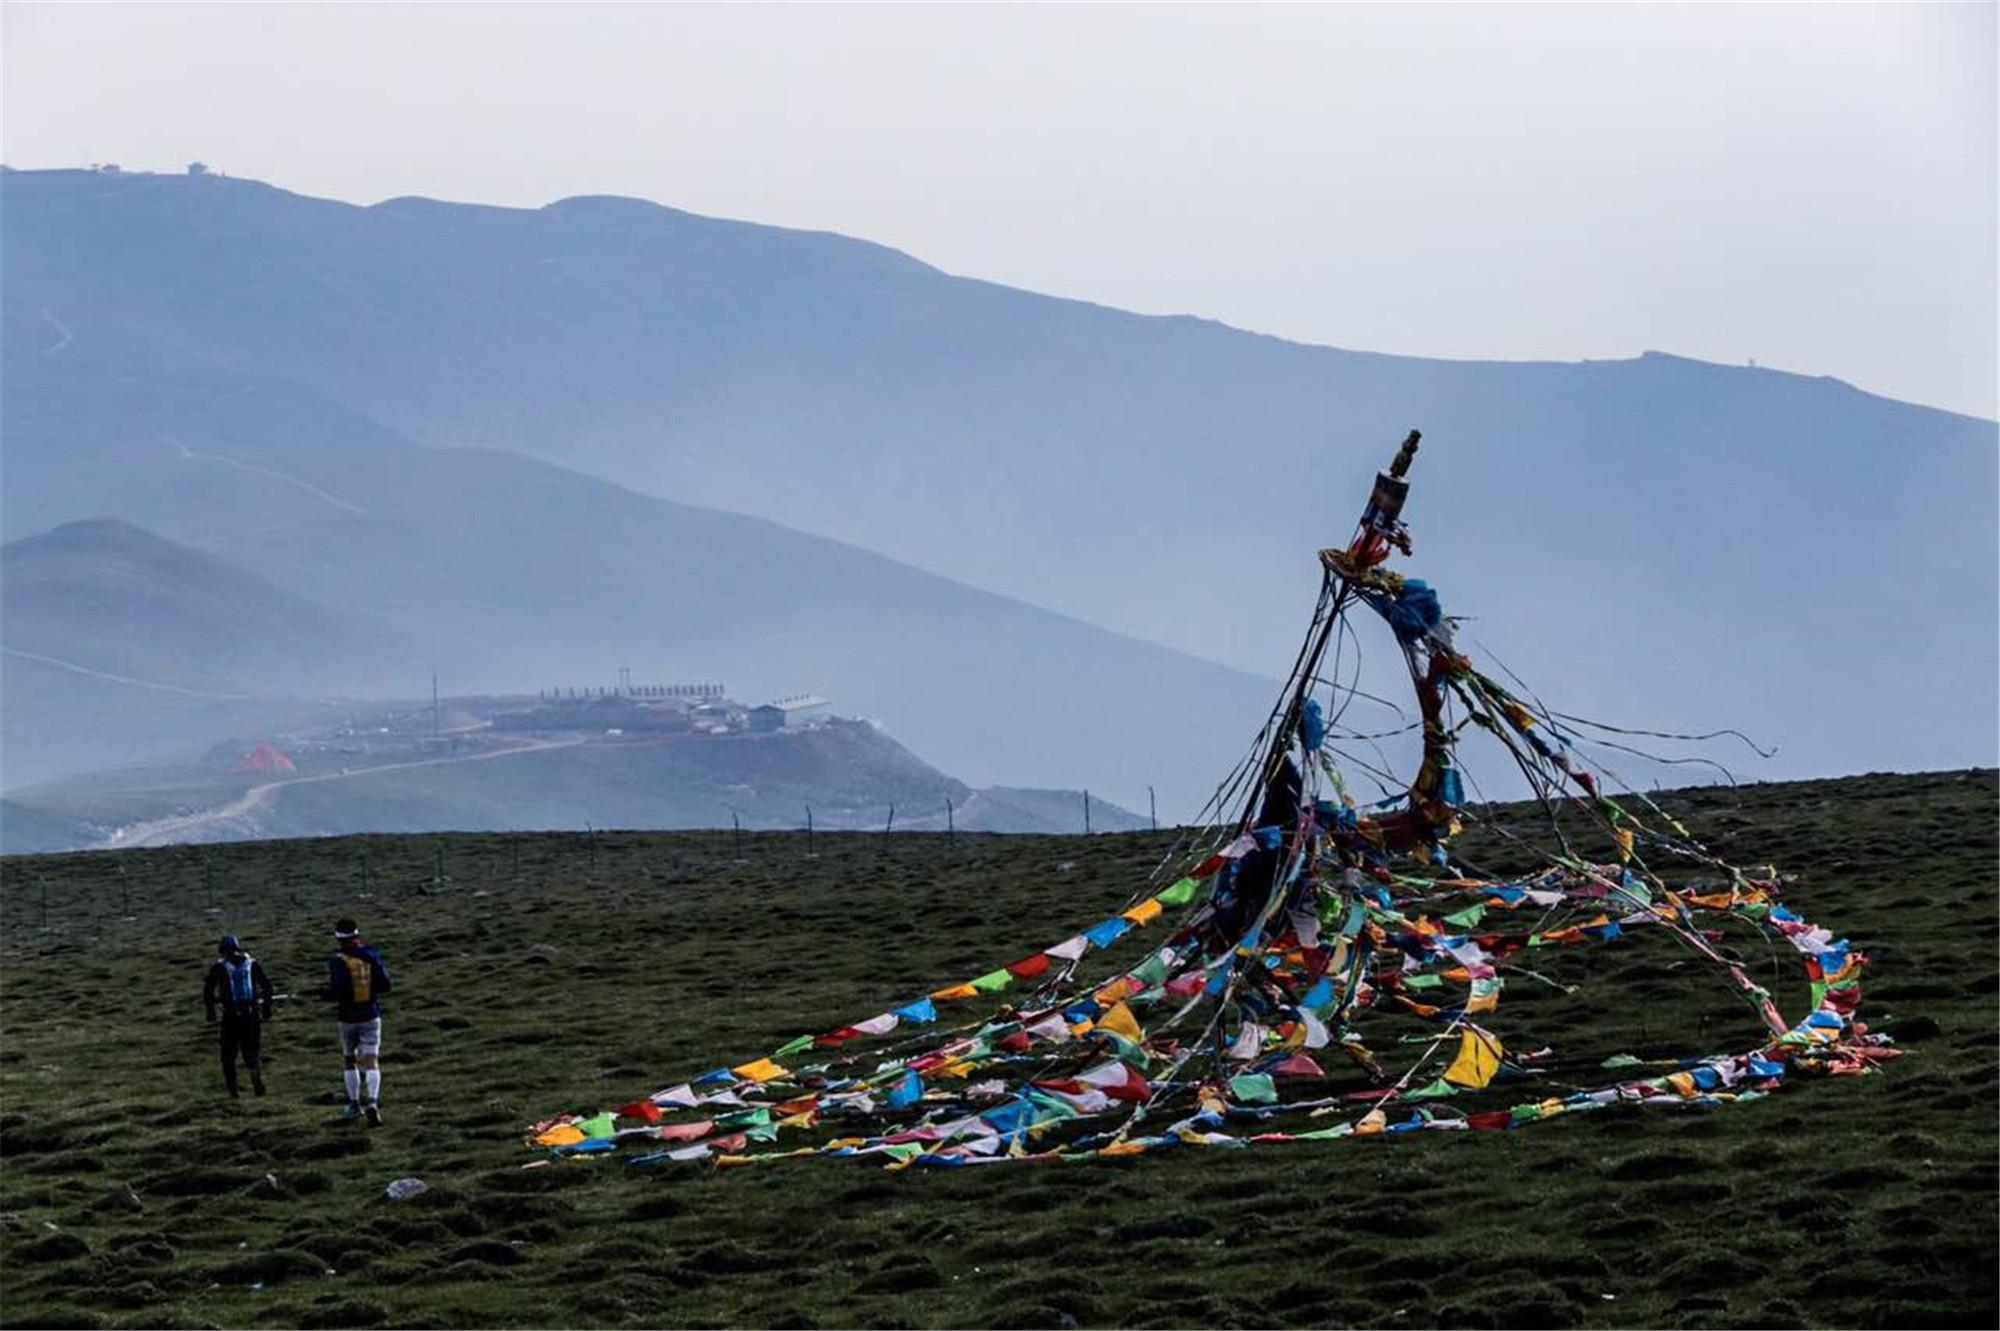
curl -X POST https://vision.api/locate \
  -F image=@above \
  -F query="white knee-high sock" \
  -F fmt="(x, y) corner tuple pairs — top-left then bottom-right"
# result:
(364, 1069), (381, 1103)
(344, 1068), (361, 1103)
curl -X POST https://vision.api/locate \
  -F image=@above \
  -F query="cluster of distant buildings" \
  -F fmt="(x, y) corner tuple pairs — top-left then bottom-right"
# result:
(492, 682), (830, 736)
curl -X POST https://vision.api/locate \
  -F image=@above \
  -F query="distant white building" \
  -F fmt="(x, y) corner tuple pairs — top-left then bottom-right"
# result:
(748, 695), (830, 731)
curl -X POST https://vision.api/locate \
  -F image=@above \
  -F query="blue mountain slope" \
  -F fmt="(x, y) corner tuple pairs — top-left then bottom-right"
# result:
(0, 357), (1273, 808)
(3, 168), (1992, 792)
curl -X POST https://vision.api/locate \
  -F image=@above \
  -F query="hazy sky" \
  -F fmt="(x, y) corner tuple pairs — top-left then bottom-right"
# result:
(5, 2), (1995, 418)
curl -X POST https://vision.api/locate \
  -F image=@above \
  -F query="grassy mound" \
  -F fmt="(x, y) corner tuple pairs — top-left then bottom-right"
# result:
(1, 771), (1993, 1328)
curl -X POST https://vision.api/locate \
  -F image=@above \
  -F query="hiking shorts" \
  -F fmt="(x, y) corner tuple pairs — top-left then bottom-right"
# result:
(338, 1018), (382, 1059)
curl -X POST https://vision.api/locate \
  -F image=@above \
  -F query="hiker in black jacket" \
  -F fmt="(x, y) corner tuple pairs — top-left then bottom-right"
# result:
(204, 934), (274, 1098)
(322, 918), (393, 1125)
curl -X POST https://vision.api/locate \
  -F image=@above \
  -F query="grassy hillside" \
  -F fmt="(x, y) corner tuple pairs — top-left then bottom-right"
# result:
(0, 770), (1993, 1329)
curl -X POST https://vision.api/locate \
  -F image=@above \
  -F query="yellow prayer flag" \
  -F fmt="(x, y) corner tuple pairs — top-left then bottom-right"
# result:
(534, 1124), (586, 1147)
(930, 983), (980, 1001)
(731, 1057), (789, 1083)
(1121, 898), (1164, 927)
(1095, 1001), (1143, 1044)
(1093, 976), (1139, 1006)
(1441, 1028), (1503, 1090)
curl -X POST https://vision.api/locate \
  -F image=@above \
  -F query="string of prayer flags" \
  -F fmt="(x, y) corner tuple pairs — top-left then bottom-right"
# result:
(525, 438), (1885, 1173)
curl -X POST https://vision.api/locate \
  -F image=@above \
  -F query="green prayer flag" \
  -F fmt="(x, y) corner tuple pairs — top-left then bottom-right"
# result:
(1293, 1124), (1351, 1141)
(1131, 953), (1171, 987)
(1404, 1078), (1458, 1100)
(970, 969), (1013, 993)
(1157, 876), (1201, 907)
(1404, 972), (1444, 990)
(1228, 1073), (1278, 1105)
(1442, 905), (1487, 928)
(773, 1035), (814, 1058)
(1600, 1052), (1644, 1069)
(1096, 1030), (1151, 1070)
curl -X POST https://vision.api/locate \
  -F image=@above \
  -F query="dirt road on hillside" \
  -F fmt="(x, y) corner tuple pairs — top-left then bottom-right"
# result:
(96, 736), (587, 849)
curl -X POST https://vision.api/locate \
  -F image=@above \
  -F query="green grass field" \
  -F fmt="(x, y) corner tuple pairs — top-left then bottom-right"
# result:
(1, 770), (1994, 1330)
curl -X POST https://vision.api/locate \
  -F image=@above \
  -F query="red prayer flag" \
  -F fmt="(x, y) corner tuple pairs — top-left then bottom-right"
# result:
(1006, 953), (1052, 980)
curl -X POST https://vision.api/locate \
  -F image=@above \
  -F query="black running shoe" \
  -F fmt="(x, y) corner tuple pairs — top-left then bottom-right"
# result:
(364, 1102), (382, 1127)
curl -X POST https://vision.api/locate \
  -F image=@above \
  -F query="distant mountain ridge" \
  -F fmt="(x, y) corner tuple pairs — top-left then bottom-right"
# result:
(2, 167), (1993, 803)
(0, 374), (1275, 808)
(2, 517), (409, 694)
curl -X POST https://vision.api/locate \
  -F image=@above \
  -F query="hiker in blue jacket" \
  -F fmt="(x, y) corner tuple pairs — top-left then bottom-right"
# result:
(322, 918), (392, 1125)
(203, 934), (273, 1098)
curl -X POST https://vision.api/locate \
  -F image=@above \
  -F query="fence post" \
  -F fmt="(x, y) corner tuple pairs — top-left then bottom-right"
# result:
(1083, 790), (1092, 836)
